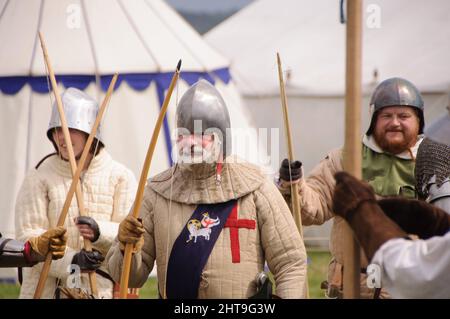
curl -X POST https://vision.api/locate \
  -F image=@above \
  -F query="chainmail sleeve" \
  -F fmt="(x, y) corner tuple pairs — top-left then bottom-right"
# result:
(415, 138), (450, 199)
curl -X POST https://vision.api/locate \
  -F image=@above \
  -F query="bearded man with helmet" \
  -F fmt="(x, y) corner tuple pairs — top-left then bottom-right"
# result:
(331, 106), (450, 298)
(107, 79), (307, 299)
(15, 87), (137, 298)
(277, 77), (425, 298)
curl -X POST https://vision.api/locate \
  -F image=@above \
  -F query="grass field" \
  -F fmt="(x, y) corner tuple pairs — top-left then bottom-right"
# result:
(0, 250), (330, 299)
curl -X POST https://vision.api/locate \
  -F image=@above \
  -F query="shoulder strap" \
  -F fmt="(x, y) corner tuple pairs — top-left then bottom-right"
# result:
(35, 152), (58, 169)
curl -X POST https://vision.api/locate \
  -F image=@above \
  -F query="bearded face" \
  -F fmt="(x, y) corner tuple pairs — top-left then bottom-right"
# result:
(176, 133), (222, 165)
(373, 106), (420, 154)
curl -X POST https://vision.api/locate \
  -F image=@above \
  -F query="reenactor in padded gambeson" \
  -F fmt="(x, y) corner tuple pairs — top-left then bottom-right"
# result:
(15, 88), (136, 298)
(331, 108), (450, 298)
(277, 77), (425, 298)
(107, 80), (307, 299)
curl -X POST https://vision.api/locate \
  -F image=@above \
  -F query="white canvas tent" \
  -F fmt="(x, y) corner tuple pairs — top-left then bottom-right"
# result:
(0, 0), (264, 262)
(205, 0), (450, 245)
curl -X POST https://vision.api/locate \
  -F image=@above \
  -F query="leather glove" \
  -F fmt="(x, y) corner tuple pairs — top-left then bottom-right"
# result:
(279, 158), (302, 182)
(72, 249), (105, 271)
(333, 172), (407, 260)
(75, 216), (100, 242)
(378, 197), (450, 239)
(118, 215), (145, 253)
(27, 226), (67, 261)
(332, 171), (377, 221)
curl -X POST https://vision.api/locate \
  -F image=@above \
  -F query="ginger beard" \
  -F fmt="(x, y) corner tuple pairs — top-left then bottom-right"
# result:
(372, 107), (420, 155)
(176, 133), (222, 165)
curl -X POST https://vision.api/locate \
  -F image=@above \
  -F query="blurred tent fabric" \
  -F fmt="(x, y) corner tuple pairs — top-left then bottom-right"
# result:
(205, 0), (450, 246)
(0, 0), (263, 262)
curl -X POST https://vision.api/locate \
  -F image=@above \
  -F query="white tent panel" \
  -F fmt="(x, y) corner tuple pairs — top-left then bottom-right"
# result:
(32, 0), (97, 75)
(83, 0), (158, 74)
(147, 0), (228, 71)
(101, 81), (171, 178)
(121, 0), (200, 71)
(0, 0), (41, 75)
(0, 87), (31, 239)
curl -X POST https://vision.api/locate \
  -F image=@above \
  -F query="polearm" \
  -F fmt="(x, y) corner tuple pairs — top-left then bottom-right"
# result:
(118, 60), (182, 299)
(34, 32), (118, 299)
(342, 0), (362, 299)
(276, 53), (309, 298)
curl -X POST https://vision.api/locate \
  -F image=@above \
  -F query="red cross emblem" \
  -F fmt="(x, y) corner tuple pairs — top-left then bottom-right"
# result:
(224, 204), (256, 263)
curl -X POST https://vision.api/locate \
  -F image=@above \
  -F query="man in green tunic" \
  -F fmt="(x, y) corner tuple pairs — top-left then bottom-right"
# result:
(277, 77), (424, 298)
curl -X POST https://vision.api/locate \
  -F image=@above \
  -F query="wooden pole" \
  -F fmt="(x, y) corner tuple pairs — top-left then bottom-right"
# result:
(276, 53), (309, 298)
(118, 60), (182, 299)
(34, 31), (117, 299)
(342, 0), (363, 299)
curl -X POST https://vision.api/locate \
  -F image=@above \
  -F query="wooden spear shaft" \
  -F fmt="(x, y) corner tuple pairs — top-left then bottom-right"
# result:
(118, 60), (182, 299)
(34, 31), (117, 299)
(342, 0), (362, 299)
(276, 53), (309, 298)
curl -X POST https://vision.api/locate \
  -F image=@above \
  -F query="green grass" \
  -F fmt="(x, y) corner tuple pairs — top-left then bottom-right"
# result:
(0, 250), (331, 299)
(0, 283), (20, 299)
(139, 276), (159, 299)
(306, 250), (331, 299)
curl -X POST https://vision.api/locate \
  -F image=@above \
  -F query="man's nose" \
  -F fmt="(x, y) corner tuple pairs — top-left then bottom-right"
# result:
(186, 135), (201, 145)
(390, 115), (401, 126)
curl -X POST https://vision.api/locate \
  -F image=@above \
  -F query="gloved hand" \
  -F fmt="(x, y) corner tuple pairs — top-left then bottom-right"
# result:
(378, 198), (450, 239)
(279, 159), (302, 182)
(332, 171), (377, 221)
(72, 249), (105, 271)
(27, 226), (67, 261)
(75, 216), (100, 242)
(332, 172), (407, 260)
(118, 215), (145, 254)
